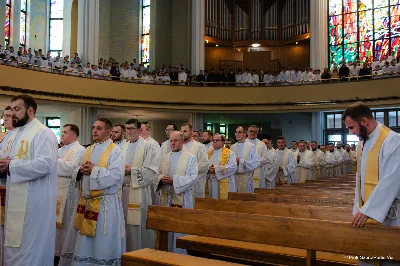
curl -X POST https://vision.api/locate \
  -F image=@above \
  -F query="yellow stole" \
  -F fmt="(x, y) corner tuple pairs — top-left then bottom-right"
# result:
(74, 141), (115, 237)
(356, 125), (390, 226)
(208, 147), (230, 199)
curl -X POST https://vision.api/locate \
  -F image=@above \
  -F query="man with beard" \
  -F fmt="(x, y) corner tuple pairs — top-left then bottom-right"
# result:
(325, 143), (338, 177)
(311, 141), (325, 179)
(294, 141), (315, 183)
(202, 130), (213, 152)
(346, 144), (357, 173)
(336, 141), (350, 176)
(161, 124), (177, 155)
(343, 103), (400, 266)
(54, 125), (84, 264)
(111, 124), (126, 149)
(191, 130), (201, 142)
(120, 119), (159, 251)
(291, 140), (299, 157)
(224, 138), (234, 149)
(0, 95), (58, 266)
(60, 118), (125, 266)
(181, 123), (209, 199)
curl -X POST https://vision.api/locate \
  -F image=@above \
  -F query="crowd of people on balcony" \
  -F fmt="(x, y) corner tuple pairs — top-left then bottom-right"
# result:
(1, 44), (400, 86)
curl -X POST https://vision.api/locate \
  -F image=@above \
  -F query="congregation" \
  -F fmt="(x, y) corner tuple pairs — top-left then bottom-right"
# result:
(2, 44), (400, 86)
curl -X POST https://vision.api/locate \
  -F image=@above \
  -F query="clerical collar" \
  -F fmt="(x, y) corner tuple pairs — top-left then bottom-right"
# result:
(367, 122), (380, 140)
(279, 148), (285, 150)
(63, 141), (78, 147)
(129, 138), (139, 144)
(237, 140), (245, 143)
(115, 140), (125, 144)
(172, 149), (183, 154)
(96, 139), (111, 145)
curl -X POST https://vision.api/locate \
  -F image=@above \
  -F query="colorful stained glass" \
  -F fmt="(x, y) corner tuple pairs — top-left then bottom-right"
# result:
(344, 43), (358, 62)
(329, 15), (343, 45)
(49, 20), (63, 50)
(344, 0), (358, 13)
(329, 45), (344, 65)
(359, 41), (373, 61)
(143, 0), (150, 6)
(391, 37), (400, 58)
(358, 0), (373, 10)
(374, 8), (390, 39)
(5, 5), (10, 44)
(141, 35), (150, 63)
(359, 10), (373, 41)
(344, 13), (358, 43)
(329, 0), (343, 16)
(6, 0), (10, 5)
(50, 0), (64, 19)
(374, 38), (390, 59)
(21, 0), (27, 11)
(20, 12), (26, 46)
(391, 0), (400, 5)
(375, 0), (389, 8)
(390, 5), (400, 37)
(142, 6), (150, 35)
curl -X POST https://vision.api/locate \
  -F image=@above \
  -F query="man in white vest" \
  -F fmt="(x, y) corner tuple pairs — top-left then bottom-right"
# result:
(294, 141), (316, 183)
(291, 140), (299, 157)
(337, 141), (350, 175)
(111, 124), (127, 149)
(54, 124), (85, 262)
(346, 144), (357, 173)
(161, 124), (177, 156)
(60, 118), (125, 266)
(191, 130), (201, 142)
(275, 136), (296, 186)
(156, 131), (198, 253)
(207, 134), (237, 198)
(202, 130), (214, 152)
(310, 141), (325, 179)
(122, 119), (159, 251)
(247, 125), (278, 189)
(140, 123), (161, 156)
(324, 143), (337, 177)
(231, 126), (259, 192)
(328, 143), (343, 176)
(181, 123), (209, 199)
(343, 103), (400, 266)
(0, 95), (58, 266)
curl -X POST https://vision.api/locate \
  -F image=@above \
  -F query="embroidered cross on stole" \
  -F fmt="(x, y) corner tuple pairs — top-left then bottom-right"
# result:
(208, 147), (230, 199)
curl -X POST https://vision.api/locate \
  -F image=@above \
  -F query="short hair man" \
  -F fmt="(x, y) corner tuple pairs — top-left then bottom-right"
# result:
(274, 136), (296, 186)
(192, 130), (201, 142)
(294, 141), (315, 183)
(111, 124), (126, 149)
(224, 138), (234, 149)
(202, 130), (214, 152)
(161, 123), (177, 155)
(310, 141), (326, 179)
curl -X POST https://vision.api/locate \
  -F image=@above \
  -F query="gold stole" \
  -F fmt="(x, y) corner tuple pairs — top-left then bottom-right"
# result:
(252, 140), (264, 189)
(160, 150), (190, 206)
(208, 147), (230, 199)
(74, 142), (115, 237)
(231, 141), (251, 192)
(357, 125), (390, 226)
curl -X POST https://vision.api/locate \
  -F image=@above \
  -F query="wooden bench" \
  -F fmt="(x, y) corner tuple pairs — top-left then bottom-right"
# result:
(229, 192), (354, 206)
(125, 206), (400, 266)
(255, 188), (354, 198)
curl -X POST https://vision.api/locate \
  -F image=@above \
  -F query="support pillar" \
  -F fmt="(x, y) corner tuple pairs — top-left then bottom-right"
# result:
(63, 0), (73, 56)
(191, 0), (205, 75)
(77, 0), (99, 64)
(189, 113), (204, 131)
(60, 107), (97, 145)
(11, 0), (21, 47)
(0, 0), (5, 45)
(311, 111), (323, 145)
(310, 0), (328, 70)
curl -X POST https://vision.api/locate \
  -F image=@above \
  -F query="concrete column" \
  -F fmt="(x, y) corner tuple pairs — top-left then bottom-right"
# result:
(77, 0), (99, 64)
(60, 107), (97, 145)
(63, 0), (73, 56)
(11, 0), (21, 47)
(189, 112), (204, 131)
(310, 0), (328, 70)
(311, 111), (323, 145)
(191, 0), (205, 75)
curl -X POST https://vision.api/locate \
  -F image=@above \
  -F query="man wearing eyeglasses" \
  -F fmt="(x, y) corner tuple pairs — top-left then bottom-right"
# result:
(161, 124), (177, 155)
(247, 125), (279, 190)
(275, 136), (296, 186)
(230, 126), (259, 193)
(207, 134), (237, 199)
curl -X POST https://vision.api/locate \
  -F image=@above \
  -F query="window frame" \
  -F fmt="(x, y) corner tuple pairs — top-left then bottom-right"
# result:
(48, 0), (64, 56)
(5, 0), (11, 46)
(141, 0), (150, 67)
(20, 0), (27, 48)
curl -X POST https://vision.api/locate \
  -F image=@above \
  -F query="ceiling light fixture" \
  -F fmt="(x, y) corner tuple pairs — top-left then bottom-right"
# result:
(206, 40), (209, 43)
(296, 42), (299, 45)
(216, 44), (219, 47)
(252, 44), (260, 48)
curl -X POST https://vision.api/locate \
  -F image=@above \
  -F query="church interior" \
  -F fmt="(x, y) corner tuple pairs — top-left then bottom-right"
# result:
(1, 0), (400, 265)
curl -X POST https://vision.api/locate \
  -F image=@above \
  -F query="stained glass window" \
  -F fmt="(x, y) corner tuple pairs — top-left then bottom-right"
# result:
(328, 0), (400, 66)
(141, 0), (150, 66)
(5, 0), (11, 46)
(49, 0), (64, 55)
(20, 0), (27, 47)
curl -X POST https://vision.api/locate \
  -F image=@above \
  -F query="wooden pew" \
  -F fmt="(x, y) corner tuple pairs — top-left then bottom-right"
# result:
(121, 206), (400, 266)
(228, 192), (354, 206)
(255, 188), (353, 198)
(290, 183), (354, 189)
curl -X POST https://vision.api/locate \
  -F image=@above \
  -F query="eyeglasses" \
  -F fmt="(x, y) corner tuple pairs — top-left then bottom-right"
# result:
(235, 131), (245, 135)
(213, 139), (222, 142)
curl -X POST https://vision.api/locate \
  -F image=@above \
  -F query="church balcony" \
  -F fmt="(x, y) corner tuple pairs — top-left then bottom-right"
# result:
(1, 63), (400, 113)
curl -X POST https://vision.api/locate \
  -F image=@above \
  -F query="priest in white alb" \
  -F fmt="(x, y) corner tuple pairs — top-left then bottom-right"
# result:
(121, 119), (159, 252)
(55, 124), (85, 260)
(161, 124), (177, 156)
(346, 144), (357, 173)
(0, 95), (58, 266)
(343, 103), (400, 266)
(324, 144), (337, 177)
(275, 136), (296, 186)
(207, 134), (237, 199)
(328, 143), (343, 176)
(111, 124), (127, 149)
(59, 118), (125, 266)
(337, 141), (350, 176)
(181, 123), (209, 198)
(311, 141), (325, 179)
(294, 141), (316, 183)
(231, 126), (259, 192)
(156, 131), (198, 253)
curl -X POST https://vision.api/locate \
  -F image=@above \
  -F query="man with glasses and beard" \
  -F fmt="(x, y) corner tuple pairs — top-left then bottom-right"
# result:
(343, 103), (400, 266)
(111, 124), (127, 149)
(0, 95), (58, 266)
(202, 130), (213, 152)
